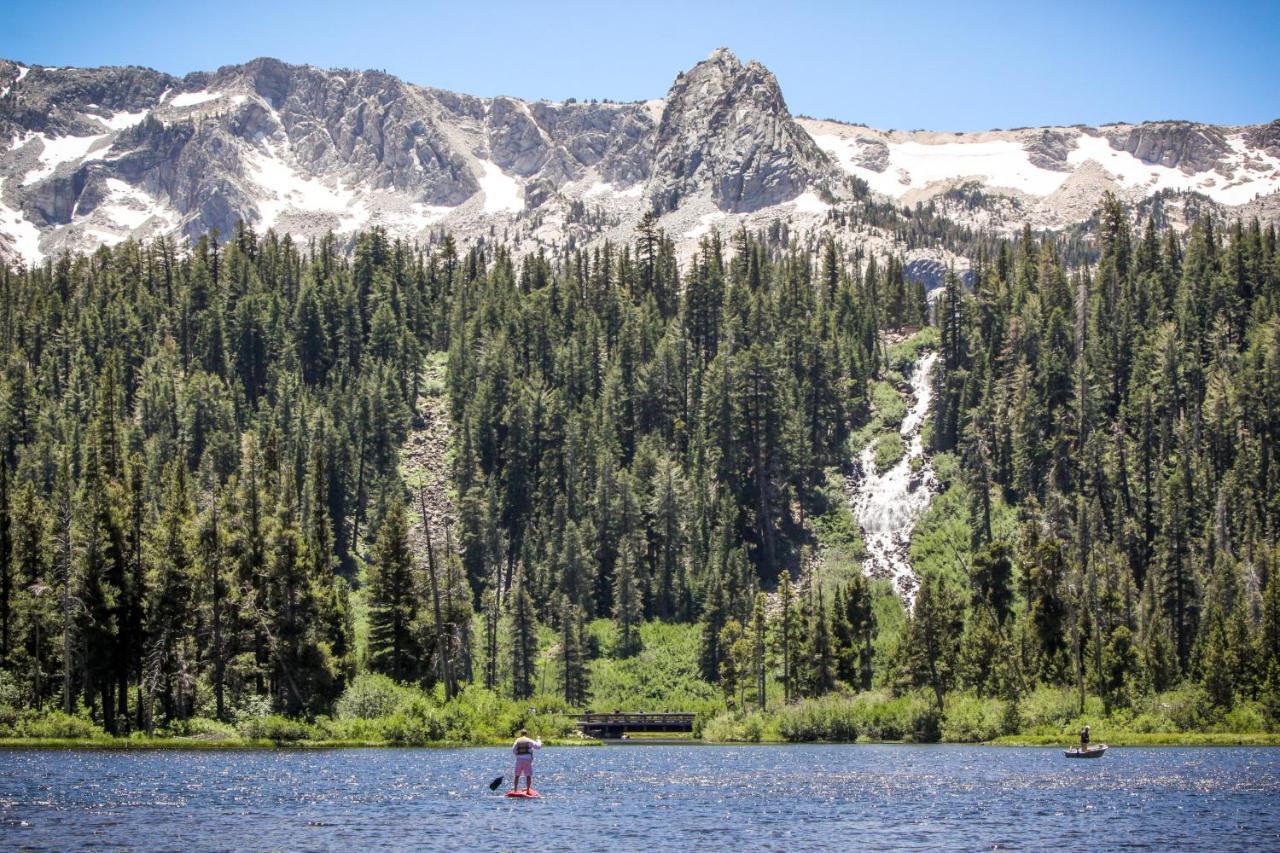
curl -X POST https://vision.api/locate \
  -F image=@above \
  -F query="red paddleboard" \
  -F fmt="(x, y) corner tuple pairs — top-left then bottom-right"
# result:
(506, 789), (539, 799)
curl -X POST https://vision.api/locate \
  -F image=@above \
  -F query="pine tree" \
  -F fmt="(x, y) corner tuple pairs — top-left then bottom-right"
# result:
(809, 587), (835, 695)
(509, 567), (537, 701)
(776, 569), (796, 703)
(366, 493), (421, 682)
(612, 534), (644, 658)
(143, 464), (194, 731)
(560, 595), (587, 707)
(902, 574), (964, 709)
(752, 592), (767, 711)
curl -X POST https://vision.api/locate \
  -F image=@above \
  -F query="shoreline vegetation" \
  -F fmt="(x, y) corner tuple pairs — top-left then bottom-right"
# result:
(3, 203), (1280, 764)
(4, 671), (1277, 749)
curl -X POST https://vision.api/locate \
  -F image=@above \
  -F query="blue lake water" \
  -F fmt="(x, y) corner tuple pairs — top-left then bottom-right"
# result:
(1, 744), (1278, 850)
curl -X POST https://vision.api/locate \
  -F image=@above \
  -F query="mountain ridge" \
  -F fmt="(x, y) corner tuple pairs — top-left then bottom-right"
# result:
(1, 49), (1278, 266)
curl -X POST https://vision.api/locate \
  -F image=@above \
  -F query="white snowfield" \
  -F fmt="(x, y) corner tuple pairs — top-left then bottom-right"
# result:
(20, 132), (110, 186)
(168, 90), (223, 108)
(102, 110), (148, 131)
(804, 121), (1280, 207)
(791, 189), (831, 214)
(476, 160), (523, 214)
(0, 179), (42, 261)
(245, 140), (367, 232)
(583, 180), (644, 200)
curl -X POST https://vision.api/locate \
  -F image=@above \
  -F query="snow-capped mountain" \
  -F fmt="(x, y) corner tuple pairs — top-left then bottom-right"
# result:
(0, 49), (1277, 265)
(799, 118), (1280, 231)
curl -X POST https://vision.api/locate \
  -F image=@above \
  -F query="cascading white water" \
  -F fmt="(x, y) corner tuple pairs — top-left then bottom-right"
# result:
(851, 351), (940, 605)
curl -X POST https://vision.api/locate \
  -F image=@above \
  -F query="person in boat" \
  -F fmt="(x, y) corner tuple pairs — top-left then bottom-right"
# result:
(1079, 725), (1091, 751)
(512, 729), (542, 793)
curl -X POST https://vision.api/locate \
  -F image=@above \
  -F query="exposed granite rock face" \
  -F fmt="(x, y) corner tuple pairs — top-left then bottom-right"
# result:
(0, 51), (1277, 263)
(526, 100), (655, 186)
(0, 63), (172, 138)
(1245, 120), (1280, 159)
(1025, 129), (1076, 171)
(854, 137), (890, 172)
(647, 48), (832, 212)
(1106, 121), (1231, 174)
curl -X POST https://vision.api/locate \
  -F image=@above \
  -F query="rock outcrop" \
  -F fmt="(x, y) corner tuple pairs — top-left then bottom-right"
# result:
(1106, 121), (1232, 174)
(646, 48), (833, 212)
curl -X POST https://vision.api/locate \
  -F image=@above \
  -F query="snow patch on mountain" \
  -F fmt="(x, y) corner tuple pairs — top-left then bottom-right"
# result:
(806, 120), (1280, 210)
(792, 190), (831, 214)
(245, 142), (365, 231)
(20, 132), (109, 186)
(0, 181), (41, 262)
(583, 180), (645, 200)
(812, 131), (1069, 198)
(1068, 133), (1280, 205)
(101, 110), (148, 131)
(169, 90), (222, 108)
(476, 160), (523, 214)
(97, 178), (165, 230)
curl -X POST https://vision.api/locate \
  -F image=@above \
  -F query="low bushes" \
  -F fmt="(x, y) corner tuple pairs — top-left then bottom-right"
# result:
(238, 715), (315, 742)
(873, 432), (906, 473)
(705, 691), (945, 744)
(11, 710), (107, 740)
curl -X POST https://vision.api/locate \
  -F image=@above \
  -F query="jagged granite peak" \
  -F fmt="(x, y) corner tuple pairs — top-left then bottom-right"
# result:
(647, 47), (833, 213)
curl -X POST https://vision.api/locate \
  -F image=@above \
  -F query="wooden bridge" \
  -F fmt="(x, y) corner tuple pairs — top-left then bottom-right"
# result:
(575, 712), (695, 739)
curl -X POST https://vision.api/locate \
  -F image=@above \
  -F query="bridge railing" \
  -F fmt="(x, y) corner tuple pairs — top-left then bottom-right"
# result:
(576, 712), (695, 725)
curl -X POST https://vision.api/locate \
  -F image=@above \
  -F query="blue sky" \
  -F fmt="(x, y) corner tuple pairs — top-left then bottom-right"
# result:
(2, 0), (1275, 130)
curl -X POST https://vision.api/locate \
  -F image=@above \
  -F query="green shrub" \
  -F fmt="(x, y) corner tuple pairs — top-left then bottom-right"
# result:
(380, 697), (447, 743)
(1152, 685), (1215, 731)
(1125, 711), (1174, 733)
(777, 695), (861, 742)
(0, 670), (23, 733)
(942, 693), (1010, 742)
(588, 622), (721, 714)
(336, 673), (415, 720)
(909, 701), (942, 743)
(873, 432), (906, 473)
(1017, 686), (1081, 732)
(17, 710), (107, 740)
(870, 381), (906, 428)
(703, 711), (778, 743)
(171, 717), (239, 739)
(1214, 702), (1265, 734)
(237, 715), (315, 742)
(810, 470), (863, 552)
(886, 327), (940, 374)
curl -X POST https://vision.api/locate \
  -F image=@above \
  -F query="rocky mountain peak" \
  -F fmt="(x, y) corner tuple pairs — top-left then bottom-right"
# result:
(648, 49), (832, 213)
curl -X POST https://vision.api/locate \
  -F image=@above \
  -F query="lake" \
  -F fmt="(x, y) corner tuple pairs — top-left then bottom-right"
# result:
(2, 745), (1278, 850)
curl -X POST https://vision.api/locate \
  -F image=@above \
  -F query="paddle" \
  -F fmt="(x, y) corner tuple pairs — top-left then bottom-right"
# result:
(489, 775), (505, 791)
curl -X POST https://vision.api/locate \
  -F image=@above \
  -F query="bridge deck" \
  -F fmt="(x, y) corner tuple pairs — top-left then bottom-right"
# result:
(575, 712), (695, 737)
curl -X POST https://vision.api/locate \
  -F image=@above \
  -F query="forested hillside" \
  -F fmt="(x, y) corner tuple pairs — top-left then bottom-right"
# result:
(0, 196), (1278, 742)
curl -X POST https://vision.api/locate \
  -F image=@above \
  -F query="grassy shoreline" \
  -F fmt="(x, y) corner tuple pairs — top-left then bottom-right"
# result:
(0, 735), (602, 750)
(4, 733), (1278, 749)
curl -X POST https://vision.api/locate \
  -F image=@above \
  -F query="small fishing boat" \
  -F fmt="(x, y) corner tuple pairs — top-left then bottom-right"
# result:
(1064, 744), (1108, 758)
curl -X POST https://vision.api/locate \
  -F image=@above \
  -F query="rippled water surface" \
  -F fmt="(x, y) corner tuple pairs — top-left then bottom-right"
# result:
(2, 745), (1278, 850)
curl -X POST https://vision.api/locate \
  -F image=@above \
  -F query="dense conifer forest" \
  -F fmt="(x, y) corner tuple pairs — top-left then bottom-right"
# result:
(1, 195), (1279, 742)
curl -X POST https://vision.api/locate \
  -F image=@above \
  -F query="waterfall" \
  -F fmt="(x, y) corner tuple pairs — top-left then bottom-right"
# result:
(851, 351), (940, 606)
